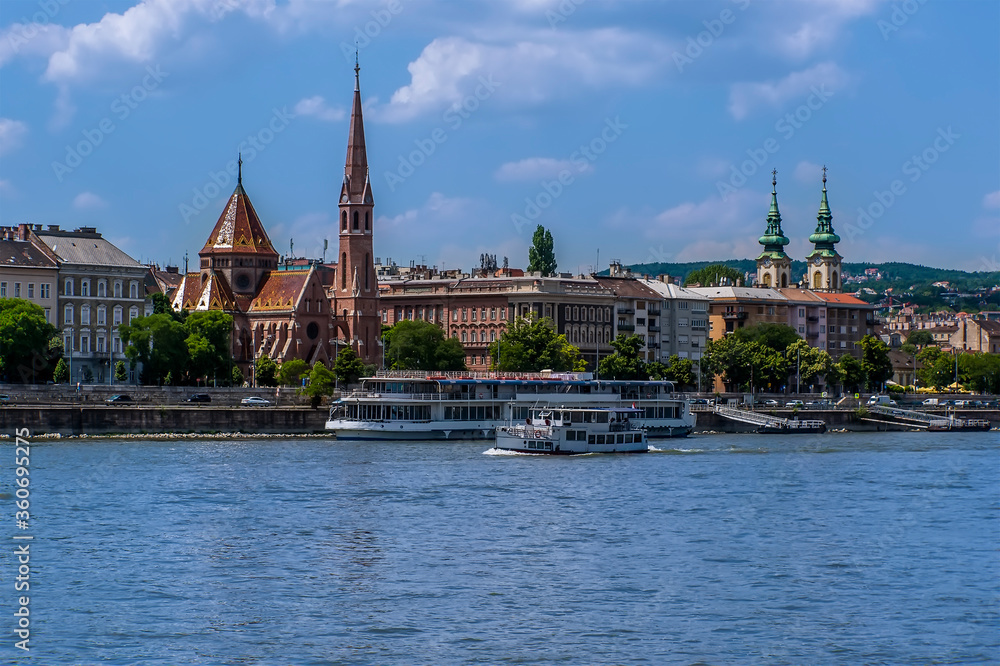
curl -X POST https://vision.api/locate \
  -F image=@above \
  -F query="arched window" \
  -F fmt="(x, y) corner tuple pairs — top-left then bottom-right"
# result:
(590, 307), (596, 321)
(762, 274), (772, 287)
(341, 253), (347, 289)
(81, 280), (90, 297)
(365, 211), (370, 231)
(813, 271), (822, 289)
(97, 281), (106, 297)
(353, 211), (359, 231)
(832, 271), (839, 289)
(461, 331), (467, 343)
(573, 306), (579, 320)
(781, 273), (788, 288)
(342, 211), (347, 231)
(130, 282), (138, 299)
(114, 281), (122, 298)
(64, 278), (73, 296)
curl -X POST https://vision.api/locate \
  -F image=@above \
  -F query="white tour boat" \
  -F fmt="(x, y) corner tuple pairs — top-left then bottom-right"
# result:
(325, 372), (695, 441)
(493, 406), (648, 455)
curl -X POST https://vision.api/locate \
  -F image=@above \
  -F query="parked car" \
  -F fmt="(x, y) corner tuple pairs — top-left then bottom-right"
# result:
(186, 393), (211, 403)
(105, 394), (133, 404)
(690, 398), (709, 405)
(785, 400), (804, 408)
(762, 399), (779, 407)
(241, 396), (271, 406)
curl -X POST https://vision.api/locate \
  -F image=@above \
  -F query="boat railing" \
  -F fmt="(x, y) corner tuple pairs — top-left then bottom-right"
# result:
(339, 390), (472, 401)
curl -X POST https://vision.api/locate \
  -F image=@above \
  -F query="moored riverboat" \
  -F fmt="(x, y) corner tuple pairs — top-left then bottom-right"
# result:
(325, 372), (695, 441)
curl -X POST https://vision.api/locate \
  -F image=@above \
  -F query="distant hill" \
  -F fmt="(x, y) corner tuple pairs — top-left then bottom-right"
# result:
(614, 260), (1000, 313)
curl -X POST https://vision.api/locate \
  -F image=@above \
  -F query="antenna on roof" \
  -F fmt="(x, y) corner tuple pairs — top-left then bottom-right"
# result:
(184, 251), (188, 274)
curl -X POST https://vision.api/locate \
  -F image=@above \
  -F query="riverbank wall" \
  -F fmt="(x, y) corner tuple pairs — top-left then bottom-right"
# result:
(692, 409), (998, 433)
(0, 406), (328, 436)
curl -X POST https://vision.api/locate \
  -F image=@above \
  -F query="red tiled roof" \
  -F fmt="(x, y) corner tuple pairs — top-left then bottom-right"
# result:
(811, 292), (871, 305)
(249, 270), (311, 312)
(200, 184), (277, 257)
(172, 271), (240, 312)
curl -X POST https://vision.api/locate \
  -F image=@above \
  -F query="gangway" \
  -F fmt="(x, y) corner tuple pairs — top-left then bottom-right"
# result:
(868, 405), (991, 431)
(713, 405), (826, 434)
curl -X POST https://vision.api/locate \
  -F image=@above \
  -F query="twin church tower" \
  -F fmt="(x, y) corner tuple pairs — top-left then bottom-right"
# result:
(755, 168), (842, 292)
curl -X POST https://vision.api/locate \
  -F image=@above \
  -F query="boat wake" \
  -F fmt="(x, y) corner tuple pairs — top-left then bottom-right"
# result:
(647, 445), (705, 454)
(483, 447), (541, 456)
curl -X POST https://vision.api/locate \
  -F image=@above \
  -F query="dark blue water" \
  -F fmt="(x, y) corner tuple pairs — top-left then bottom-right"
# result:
(4, 432), (998, 664)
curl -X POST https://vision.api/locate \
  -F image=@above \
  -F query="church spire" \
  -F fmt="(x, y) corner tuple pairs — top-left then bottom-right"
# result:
(237, 152), (242, 186)
(342, 53), (370, 205)
(758, 169), (789, 255)
(809, 165), (840, 250)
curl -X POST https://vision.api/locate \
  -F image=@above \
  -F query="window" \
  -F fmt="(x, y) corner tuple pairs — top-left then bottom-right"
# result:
(41, 284), (50, 299)
(490, 331), (496, 342)
(64, 304), (74, 325)
(799, 308), (805, 317)
(14, 283), (20, 297)
(0, 282), (5, 297)
(481, 308), (487, 321)
(81, 305), (90, 326)
(114, 281), (122, 298)
(678, 318), (688, 327)
(80, 335), (90, 354)
(679, 335), (689, 344)
(129, 282), (138, 299)
(64, 334), (73, 352)
(490, 307), (496, 320)
(113, 337), (122, 353)
(129, 306), (138, 322)
(97, 335), (105, 353)
(799, 325), (805, 333)
(637, 318), (646, 326)
(113, 306), (123, 326)
(44, 308), (50, 323)
(81, 280), (90, 297)
(678, 302), (689, 310)
(461, 331), (467, 343)
(462, 308), (468, 322)
(97, 306), (106, 326)
(452, 310), (458, 321)
(341, 211), (347, 231)
(353, 211), (359, 231)
(471, 308), (477, 321)
(65, 278), (73, 296)
(98, 281), (106, 297)
(828, 325), (835, 333)
(27, 284), (34, 299)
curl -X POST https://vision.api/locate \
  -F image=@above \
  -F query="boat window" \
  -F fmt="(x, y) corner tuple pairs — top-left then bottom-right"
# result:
(545, 443), (552, 450)
(528, 442), (536, 449)
(597, 412), (609, 423)
(596, 435), (605, 445)
(618, 434), (625, 444)
(589, 435), (596, 444)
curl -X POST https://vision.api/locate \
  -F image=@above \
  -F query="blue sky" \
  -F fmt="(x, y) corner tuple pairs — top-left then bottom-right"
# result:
(1, 0), (997, 275)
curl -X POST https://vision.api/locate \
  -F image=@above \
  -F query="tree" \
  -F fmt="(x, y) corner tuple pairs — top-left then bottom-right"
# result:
(647, 354), (695, 387)
(749, 341), (789, 392)
(53, 358), (69, 383)
(961, 352), (1000, 394)
(732, 323), (801, 353)
(332, 347), (371, 385)
(0, 298), (61, 383)
(916, 346), (943, 387)
(488, 314), (584, 372)
(785, 339), (836, 388)
(859, 334), (892, 390)
(119, 313), (189, 385)
(231, 364), (245, 386)
(383, 320), (466, 371)
(114, 360), (128, 383)
(905, 329), (934, 347)
(151, 292), (173, 316)
(684, 263), (743, 287)
(184, 311), (233, 383)
(702, 336), (752, 389)
(302, 362), (337, 407)
(837, 354), (865, 392)
(254, 356), (278, 387)
(278, 358), (310, 386)
(527, 225), (557, 277)
(598, 334), (648, 380)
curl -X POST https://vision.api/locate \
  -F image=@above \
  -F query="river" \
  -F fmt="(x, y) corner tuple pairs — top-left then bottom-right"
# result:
(5, 431), (998, 664)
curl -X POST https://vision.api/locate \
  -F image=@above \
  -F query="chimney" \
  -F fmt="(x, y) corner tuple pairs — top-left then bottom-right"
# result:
(17, 223), (30, 241)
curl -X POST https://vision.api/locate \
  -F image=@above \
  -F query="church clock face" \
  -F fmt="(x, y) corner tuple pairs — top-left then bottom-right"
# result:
(813, 256), (822, 266)
(235, 273), (251, 290)
(763, 258), (772, 268)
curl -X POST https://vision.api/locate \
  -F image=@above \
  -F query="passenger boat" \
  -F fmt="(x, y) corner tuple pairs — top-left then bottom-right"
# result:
(325, 372), (695, 441)
(492, 406), (648, 455)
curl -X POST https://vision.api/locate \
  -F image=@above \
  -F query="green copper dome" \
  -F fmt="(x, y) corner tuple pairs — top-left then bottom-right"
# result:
(758, 172), (790, 254)
(808, 170), (840, 249)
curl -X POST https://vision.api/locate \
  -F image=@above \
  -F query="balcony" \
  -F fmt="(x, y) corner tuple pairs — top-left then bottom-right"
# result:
(647, 308), (661, 316)
(617, 323), (635, 331)
(807, 316), (819, 322)
(648, 325), (660, 332)
(722, 311), (748, 320)
(616, 307), (634, 315)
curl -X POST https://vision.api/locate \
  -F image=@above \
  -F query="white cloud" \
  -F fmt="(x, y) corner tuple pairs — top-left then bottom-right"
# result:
(772, 0), (882, 60)
(494, 157), (592, 182)
(73, 192), (108, 209)
(379, 29), (671, 122)
(983, 191), (1000, 209)
(0, 22), (71, 67)
(293, 96), (345, 122)
(728, 62), (851, 120)
(794, 161), (824, 184)
(0, 119), (28, 156)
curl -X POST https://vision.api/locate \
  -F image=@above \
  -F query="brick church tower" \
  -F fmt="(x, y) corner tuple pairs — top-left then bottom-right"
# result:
(335, 58), (380, 363)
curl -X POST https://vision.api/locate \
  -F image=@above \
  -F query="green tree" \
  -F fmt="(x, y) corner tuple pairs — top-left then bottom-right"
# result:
(785, 339), (836, 388)
(905, 329), (934, 347)
(53, 358), (69, 383)
(254, 356), (278, 387)
(749, 341), (789, 392)
(151, 292), (173, 316)
(702, 335), (752, 389)
(732, 322), (801, 353)
(119, 313), (189, 385)
(0, 298), (61, 383)
(648, 354), (695, 387)
(598, 334), (648, 380)
(916, 346), (943, 386)
(332, 347), (371, 385)
(488, 314), (584, 372)
(859, 334), (893, 390)
(231, 364), (245, 386)
(383, 320), (467, 371)
(303, 362), (337, 407)
(114, 360), (128, 383)
(184, 311), (233, 383)
(527, 225), (557, 277)
(683, 263), (743, 287)
(837, 354), (865, 392)
(278, 358), (310, 386)
(961, 352), (1000, 393)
